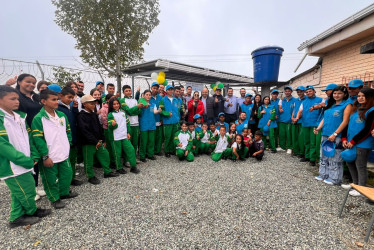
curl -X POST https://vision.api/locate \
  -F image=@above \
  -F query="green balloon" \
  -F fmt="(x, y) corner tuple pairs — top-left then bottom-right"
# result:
(218, 83), (224, 89)
(163, 80), (168, 86)
(210, 83), (216, 89)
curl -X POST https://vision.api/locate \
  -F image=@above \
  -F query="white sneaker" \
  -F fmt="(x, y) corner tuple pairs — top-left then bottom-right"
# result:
(286, 149), (292, 154)
(341, 184), (352, 190)
(276, 147), (284, 151)
(36, 188), (46, 197)
(34, 194), (40, 201)
(349, 190), (362, 197)
(315, 176), (323, 181)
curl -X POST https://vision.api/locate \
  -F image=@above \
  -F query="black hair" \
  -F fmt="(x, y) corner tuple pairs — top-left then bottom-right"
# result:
(107, 83), (115, 89)
(208, 121), (216, 126)
(262, 96), (270, 103)
(186, 86), (192, 89)
(78, 80), (84, 83)
(108, 97), (120, 113)
(228, 87), (233, 91)
(180, 121), (188, 127)
(325, 85), (349, 111)
(240, 88), (245, 90)
(219, 125), (227, 131)
(105, 93), (114, 102)
(186, 121), (194, 126)
(0, 85), (18, 99)
(90, 88), (102, 108)
(65, 81), (77, 89)
(37, 80), (50, 91)
(61, 87), (75, 96)
(234, 134), (245, 155)
(255, 130), (263, 137)
(16, 74), (37, 90)
(122, 85), (131, 92)
(40, 89), (58, 101)
(174, 86), (180, 91)
(143, 89), (151, 95)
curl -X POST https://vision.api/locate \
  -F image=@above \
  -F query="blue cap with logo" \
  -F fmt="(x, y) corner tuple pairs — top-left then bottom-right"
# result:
(218, 112), (225, 117)
(341, 147), (357, 163)
(245, 93), (252, 97)
(151, 82), (159, 87)
(165, 85), (174, 91)
(193, 114), (201, 119)
(284, 86), (293, 91)
(322, 83), (338, 91)
(305, 85), (315, 90)
(47, 84), (62, 93)
(348, 79), (363, 88)
(271, 89), (279, 94)
(296, 86), (306, 91)
(96, 81), (104, 86)
(322, 140), (335, 157)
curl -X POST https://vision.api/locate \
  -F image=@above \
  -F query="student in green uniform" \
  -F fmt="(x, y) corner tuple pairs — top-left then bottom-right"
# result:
(187, 122), (199, 156)
(211, 126), (232, 162)
(32, 89), (78, 209)
(174, 121), (194, 162)
(77, 95), (119, 185)
(229, 134), (248, 161)
(0, 86), (51, 228)
(149, 82), (163, 155)
(291, 86), (306, 158)
(197, 123), (215, 154)
(108, 98), (139, 173)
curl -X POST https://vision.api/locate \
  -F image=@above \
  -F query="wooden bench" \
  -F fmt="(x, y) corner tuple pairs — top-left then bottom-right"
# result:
(338, 184), (374, 243)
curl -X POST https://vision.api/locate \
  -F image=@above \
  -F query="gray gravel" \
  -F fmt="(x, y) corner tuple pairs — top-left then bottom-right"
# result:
(1, 152), (374, 249)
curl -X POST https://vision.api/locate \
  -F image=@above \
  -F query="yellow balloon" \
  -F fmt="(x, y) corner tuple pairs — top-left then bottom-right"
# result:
(157, 75), (165, 84)
(159, 72), (166, 78)
(213, 86), (217, 91)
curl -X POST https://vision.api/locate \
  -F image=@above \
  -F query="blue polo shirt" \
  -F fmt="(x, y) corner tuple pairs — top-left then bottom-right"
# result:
(322, 100), (350, 137)
(235, 120), (248, 134)
(240, 103), (255, 124)
(301, 96), (323, 127)
(278, 96), (296, 123)
(216, 122), (229, 132)
(292, 96), (305, 124)
(139, 103), (157, 132)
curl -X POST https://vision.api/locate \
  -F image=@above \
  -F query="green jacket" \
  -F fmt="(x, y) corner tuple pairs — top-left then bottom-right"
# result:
(31, 107), (72, 157)
(174, 130), (193, 151)
(119, 97), (141, 116)
(0, 110), (38, 179)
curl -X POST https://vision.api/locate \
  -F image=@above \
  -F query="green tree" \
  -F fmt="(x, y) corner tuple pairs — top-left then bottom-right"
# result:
(52, 0), (160, 96)
(51, 66), (81, 87)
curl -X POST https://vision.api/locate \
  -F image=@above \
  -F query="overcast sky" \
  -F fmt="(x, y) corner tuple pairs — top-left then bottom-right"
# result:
(1, 0), (373, 82)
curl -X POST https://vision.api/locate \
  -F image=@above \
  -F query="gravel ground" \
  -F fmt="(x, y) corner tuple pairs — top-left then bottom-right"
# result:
(1, 152), (374, 249)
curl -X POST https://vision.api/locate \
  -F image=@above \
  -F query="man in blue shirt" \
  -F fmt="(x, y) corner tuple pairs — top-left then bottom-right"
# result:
(149, 82), (163, 156)
(347, 79), (363, 104)
(278, 86), (296, 154)
(270, 89), (281, 150)
(224, 88), (238, 124)
(291, 86), (306, 158)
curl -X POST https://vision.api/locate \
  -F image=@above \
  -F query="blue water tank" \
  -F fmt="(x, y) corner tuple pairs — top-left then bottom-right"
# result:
(251, 46), (284, 83)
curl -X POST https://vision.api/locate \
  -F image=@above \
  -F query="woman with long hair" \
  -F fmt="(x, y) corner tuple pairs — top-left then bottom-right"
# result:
(342, 88), (374, 196)
(250, 94), (262, 133)
(187, 91), (204, 122)
(258, 96), (277, 153)
(314, 85), (351, 185)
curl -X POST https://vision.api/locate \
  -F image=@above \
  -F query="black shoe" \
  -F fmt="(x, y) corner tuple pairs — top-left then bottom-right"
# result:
(300, 158), (309, 162)
(117, 169), (127, 174)
(9, 216), (40, 228)
(28, 208), (52, 218)
(104, 172), (119, 178)
(155, 152), (163, 156)
(239, 158), (245, 161)
(165, 153), (171, 158)
(60, 191), (79, 200)
(271, 149), (277, 153)
(147, 156), (156, 160)
(93, 164), (101, 169)
(140, 158), (147, 162)
(109, 163), (116, 169)
(88, 176), (101, 185)
(297, 155), (304, 158)
(309, 161), (316, 166)
(52, 199), (65, 209)
(222, 156), (227, 160)
(130, 167), (140, 174)
(71, 179), (83, 186)
(232, 159), (237, 162)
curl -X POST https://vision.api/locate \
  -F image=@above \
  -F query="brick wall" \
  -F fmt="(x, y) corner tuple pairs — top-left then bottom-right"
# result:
(289, 67), (322, 96)
(321, 35), (374, 88)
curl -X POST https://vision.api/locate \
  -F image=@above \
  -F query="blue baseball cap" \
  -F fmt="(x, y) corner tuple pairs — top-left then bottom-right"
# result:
(341, 147), (357, 163)
(322, 83), (338, 91)
(296, 86), (306, 91)
(245, 93), (252, 97)
(151, 82), (159, 87)
(193, 114), (201, 119)
(284, 86), (293, 91)
(305, 85), (315, 90)
(271, 89), (279, 94)
(165, 85), (174, 91)
(322, 140), (335, 157)
(348, 79), (363, 88)
(96, 81), (104, 86)
(218, 112), (225, 117)
(48, 84), (62, 93)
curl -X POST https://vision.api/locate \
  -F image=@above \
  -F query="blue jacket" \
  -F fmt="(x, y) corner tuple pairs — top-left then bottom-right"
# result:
(240, 103), (255, 124)
(258, 104), (277, 129)
(217, 122), (229, 132)
(57, 102), (78, 146)
(301, 96), (323, 127)
(322, 100), (350, 137)
(235, 120), (248, 134)
(149, 94), (162, 123)
(160, 96), (180, 125)
(347, 107), (374, 149)
(270, 98), (280, 121)
(279, 97), (296, 123)
(292, 96), (305, 124)
(139, 103), (157, 132)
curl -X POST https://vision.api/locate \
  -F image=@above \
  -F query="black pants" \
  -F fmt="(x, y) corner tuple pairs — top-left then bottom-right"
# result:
(33, 162), (40, 186)
(225, 113), (237, 124)
(346, 147), (371, 186)
(248, 144), (263, 161)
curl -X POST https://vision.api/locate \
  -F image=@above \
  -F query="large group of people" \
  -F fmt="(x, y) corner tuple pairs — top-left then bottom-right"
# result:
(0, 73), (373, 228)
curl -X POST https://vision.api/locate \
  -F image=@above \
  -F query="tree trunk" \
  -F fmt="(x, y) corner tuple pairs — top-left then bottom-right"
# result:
(116, 44), (122, 98)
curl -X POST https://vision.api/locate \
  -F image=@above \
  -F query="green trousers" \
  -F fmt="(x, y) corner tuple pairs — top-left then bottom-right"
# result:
(163, 123), (179, 154)
(104, 129), (116, 165)
(176, 149), (194, 162)
(278, 122), (292, 150)
(69, 146), (77, 180)
(154, 125), (163, 155)
(261, 128), (276, 150)
(230, 147), (249, 160)
(83, 144), (112, 178)
(130, 126), (139, 154)
(198, 142), (215, 154)
(274, 126), (279, 148)
(140, 130), (155, 160)
(291, 123), (304, 156)
(211, 149), (232, 162)
(113, 139), (137, 169)
(39, 159), (72, 202)
(302, 127), (321, 162)
(4, 172), (37, 221)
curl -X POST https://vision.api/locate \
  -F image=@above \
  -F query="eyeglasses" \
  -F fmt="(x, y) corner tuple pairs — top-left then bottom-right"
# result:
(194, 94), (199, 96)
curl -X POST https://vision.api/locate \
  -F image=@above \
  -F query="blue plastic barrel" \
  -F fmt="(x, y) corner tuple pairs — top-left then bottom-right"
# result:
(251, 46), (284, 83)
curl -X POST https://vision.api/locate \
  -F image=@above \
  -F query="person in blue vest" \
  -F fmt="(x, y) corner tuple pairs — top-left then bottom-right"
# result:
(314, 85), (351, 185)
(270, 89), (281, 150)
(149, 82), (163, 156)
(342, 88), (374, 196)
(258, 96), (277, 153)
(235, 112), (248, 135)
(296, 85), (323, 166)
(311, 83), (338, 111)
(347, 79), (363, 105)
(216, 112), (229, 132)
(278, 86), (296, 154)
(239, 93), (255, 134)
(159, 85), (181, 157)
(291, 86), (306, 158)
